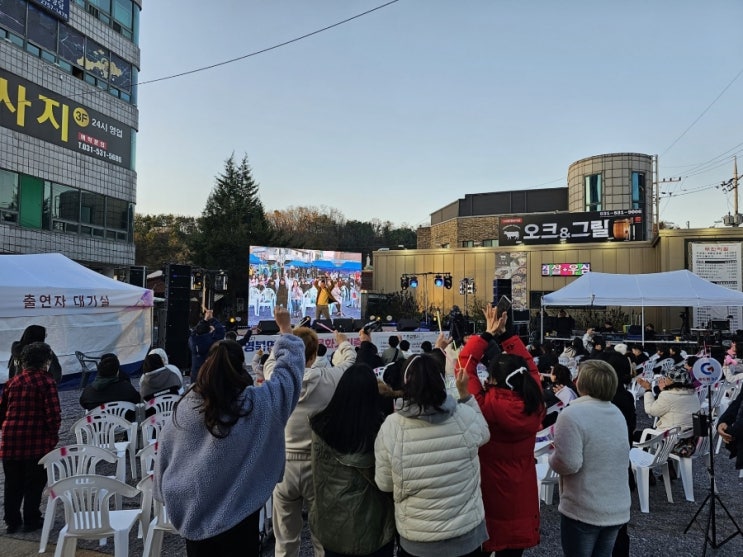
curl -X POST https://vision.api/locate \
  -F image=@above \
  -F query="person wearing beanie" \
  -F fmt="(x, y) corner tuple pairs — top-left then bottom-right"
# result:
(79, 353), (140, 417)
(634, 365), (700, 434)
(147, 348), (183, 386)
(139, 353), (183, 401)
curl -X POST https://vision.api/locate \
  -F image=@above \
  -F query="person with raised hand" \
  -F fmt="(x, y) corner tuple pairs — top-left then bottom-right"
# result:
(155, 306), (305, 557)
(374, 349), (490, 557)
(458, 304), (545, 557)
(264, 324), (357, 557)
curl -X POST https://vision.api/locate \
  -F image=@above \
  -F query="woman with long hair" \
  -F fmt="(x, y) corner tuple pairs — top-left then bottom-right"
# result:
(458, 304), (546, 557)
(309, 363), (395, 557)
(155, 307), (305, 557)
(8, 325), (62, 383)
(375, 353), (490, 557)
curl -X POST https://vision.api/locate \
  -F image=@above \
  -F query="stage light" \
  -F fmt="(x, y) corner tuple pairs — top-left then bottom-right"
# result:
(434, 274), (444, 287)
(444, 274), (453, 289)
(409, 276), (419, 288)
(400, 276), (409, 290)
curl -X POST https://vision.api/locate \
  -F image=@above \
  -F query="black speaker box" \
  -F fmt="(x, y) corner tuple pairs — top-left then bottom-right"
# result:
(164, 301), (190, 370)
(257, 320), (280, 335)
(397, 318), (419, 332)
(166, 264), (191, 300)
(492, 279), (512, 305)
(312, 319), (334, 333)
(333, 318), (355, 332)
(129, 265), (146, 288)
(512, 309), (530, 322)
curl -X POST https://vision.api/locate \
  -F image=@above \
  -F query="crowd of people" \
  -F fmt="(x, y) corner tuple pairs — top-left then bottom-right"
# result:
(2, 311), (743, 557)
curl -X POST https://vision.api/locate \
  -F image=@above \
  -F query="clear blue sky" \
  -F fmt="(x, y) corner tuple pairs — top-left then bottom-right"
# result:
(135, 0), (743, 230)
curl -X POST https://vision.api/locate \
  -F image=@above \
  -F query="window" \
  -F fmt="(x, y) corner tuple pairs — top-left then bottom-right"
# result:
(84, 40), (109, 79)
(59, 24), (85, 68)
(481, 239), (497, 247)
(81, 191), (105, 227)
(109, 52), (131, 92)
(53, 183), (80, 222)
(0, 0), (26, 35)
(26, 3), (57, 52)
(0, 169), (19, 223)
(584, 174), (602, 212)
(461, 240), (474, 248)
(632, 172), (646, 210)
(105, 197), (127, 231)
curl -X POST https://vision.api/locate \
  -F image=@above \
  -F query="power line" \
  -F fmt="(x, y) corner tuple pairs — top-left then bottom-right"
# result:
(660, 65), (743, 157)
(137, 1), (401, 87)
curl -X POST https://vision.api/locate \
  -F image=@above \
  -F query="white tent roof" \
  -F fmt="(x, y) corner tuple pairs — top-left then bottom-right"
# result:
(0, 253), (153, 317)
(542, 270), (743, 307)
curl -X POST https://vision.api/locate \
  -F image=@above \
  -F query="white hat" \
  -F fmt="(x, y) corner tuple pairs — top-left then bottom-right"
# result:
(614, 343), (628, 356)
(148, 347), (169, 365)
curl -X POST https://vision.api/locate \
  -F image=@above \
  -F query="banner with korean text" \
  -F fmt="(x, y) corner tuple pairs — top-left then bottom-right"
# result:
(0, 68), (133, 169)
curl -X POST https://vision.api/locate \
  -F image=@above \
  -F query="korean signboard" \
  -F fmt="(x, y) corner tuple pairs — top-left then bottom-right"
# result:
(29, 0), (70, 21)
(541, 263), (591, 277)
(0, 68), (133, 169)
(499, 209), (645, 246)
(690, 242), (742, 331)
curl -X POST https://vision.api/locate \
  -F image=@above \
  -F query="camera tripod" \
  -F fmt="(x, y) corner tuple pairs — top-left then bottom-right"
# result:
(683, 387), (743, 556)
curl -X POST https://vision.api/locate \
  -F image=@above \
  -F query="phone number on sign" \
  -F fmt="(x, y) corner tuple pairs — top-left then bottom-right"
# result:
(77, 141), (123, 164)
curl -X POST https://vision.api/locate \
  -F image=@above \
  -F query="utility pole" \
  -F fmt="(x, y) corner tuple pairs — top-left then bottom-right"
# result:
(653, 154), (681, 231)
(722, 156), (742, 226)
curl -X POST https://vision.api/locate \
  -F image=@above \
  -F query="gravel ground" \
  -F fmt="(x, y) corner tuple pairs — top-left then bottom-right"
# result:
(1, 379), (742, 556)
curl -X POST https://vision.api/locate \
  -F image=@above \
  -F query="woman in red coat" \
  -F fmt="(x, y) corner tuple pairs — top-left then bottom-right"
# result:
(458, 304), (545, 557)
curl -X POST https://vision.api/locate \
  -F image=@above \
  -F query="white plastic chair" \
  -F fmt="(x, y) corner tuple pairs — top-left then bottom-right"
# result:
(669, 433), (710, 502)
(146, 394), (180, 416)
(136, 441), (158, 481)
(302, 289), (316, 316)
(51, 475), (141, 557)
(249, 286), (262, 316)
(140, 412), (172, 448)
(534, 425), (557, 505)
(630, 426), (681, 513)
(37, 445), (118, 553)
(72, 413), (136, 486)
(88, 401), (138, 421)
(258, 287), (276, 315)
(139, 474), (178, 557)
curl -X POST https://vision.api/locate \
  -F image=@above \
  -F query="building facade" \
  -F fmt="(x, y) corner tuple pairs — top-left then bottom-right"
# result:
(0, 0), (141, 274)
(419, 153), (653, 249)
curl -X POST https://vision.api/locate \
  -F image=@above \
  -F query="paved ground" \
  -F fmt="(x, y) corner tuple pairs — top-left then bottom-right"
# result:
(1, 380), (742, 556)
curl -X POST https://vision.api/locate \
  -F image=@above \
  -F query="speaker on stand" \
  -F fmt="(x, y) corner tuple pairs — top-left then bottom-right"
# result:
(164, 264), (191, 370)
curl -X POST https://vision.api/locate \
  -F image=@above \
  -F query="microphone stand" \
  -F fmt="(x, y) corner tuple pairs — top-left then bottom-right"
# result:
(683, 384), (743, 556)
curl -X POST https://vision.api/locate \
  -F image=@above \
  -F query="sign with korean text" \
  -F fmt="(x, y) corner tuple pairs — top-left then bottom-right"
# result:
(541, 263), (591, 277)
(0, 68), (132, 169)
(499, 209), (645, 246)
(29, 0), (70, 21)
(690, 242), (742, 331)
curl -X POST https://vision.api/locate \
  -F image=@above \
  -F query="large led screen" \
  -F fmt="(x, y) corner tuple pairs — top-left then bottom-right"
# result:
(248, 247), (363, 327)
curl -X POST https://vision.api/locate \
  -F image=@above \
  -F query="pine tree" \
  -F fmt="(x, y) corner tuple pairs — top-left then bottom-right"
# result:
(190, 154), (272, 300)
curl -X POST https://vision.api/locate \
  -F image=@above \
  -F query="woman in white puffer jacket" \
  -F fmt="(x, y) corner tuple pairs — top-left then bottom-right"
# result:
(374, 351), (490, 557)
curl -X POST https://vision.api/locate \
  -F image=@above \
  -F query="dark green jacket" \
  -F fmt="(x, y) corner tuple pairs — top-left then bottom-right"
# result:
(310, 432), (395, 554)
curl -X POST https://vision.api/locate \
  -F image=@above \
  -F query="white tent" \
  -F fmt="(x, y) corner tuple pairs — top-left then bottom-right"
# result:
(541, 270), (743, 342)
(0, 253), (153, 383)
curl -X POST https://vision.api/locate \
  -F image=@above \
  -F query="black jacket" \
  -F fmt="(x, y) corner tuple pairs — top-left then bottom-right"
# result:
(719, 389), (743, 469)
(80, 375), (141, 420)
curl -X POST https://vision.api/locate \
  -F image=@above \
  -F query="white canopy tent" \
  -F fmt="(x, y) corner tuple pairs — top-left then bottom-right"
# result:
(541, 270), (743, 343)
(0, 253), (154, 383)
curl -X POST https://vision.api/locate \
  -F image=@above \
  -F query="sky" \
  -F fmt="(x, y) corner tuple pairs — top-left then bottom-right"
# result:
(135, 0), (743, 230)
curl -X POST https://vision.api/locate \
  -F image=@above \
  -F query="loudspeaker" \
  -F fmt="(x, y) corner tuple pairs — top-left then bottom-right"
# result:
(512, 309), (530, 322)
(129, 265), (146, 288)
(333, 318), (354, 332)
(312, 319), (334, 333)
(397, 318), (419, 332)
(257, 320), (280, 335)
(352, 319), (366, 332)
(492, 279), (512, 305)
(164, 301), (190, 370)
(166, 264), (191, 301)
